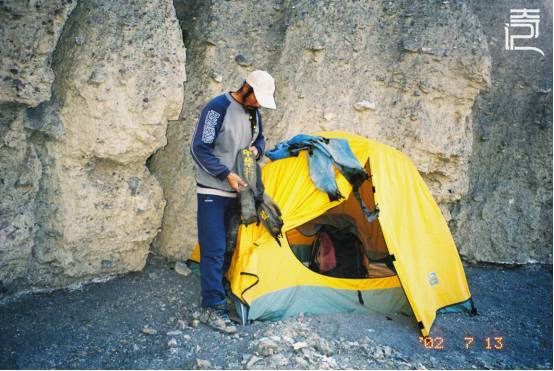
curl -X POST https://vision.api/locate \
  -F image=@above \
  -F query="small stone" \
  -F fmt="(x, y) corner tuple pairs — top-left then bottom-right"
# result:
(269, 353), (289, 367)
(168, 338), (178, 347)
(175, 261), (192, 277)
(183, 334), (191, 341)
(354, 100), (376, 111)
(294, 356), (308, 368)
(14, 178), (32, 187)
(196, 359), (211, 368)
(315, 339), (335, 355)
(88, 70), (106, 85)
(306, 40), (326, 51)
(133, 344), (140, 351)
(383, 345), (393, 356)
(75, 35), (84, 45)
(409, 114), (418, 121)
(373, 347), (384, 360)
(235, 53), (252, 66)
(323, 112), (335, 121)
(418, 82), (431, 94)
(167, 330), (182, 336)
(192, 319), (200, 328)
(141, 326), (157, 335)
(321, 356), (338, 369)
(293, 341), (308, 350)
(210, 72), (223, 83)
(257, 337), (281, 356)
(402, 38), (421, 52)
(246, 355), (261, 369)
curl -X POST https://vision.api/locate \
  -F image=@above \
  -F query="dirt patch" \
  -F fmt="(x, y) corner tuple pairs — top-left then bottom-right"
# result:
(0, 255), (551, 369)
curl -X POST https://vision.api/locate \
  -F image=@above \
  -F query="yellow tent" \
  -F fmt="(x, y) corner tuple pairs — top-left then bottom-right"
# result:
(190, 131), (475, 336)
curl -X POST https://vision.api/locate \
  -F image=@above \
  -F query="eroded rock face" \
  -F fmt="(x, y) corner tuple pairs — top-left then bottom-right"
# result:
(449, 0), (553, 264)
(1, 0), (550, 300)
(151, 0), (491, 259)
(0, 0), (186, 296)
(0, 1), (76, 107)
(0, 0), (78, 296)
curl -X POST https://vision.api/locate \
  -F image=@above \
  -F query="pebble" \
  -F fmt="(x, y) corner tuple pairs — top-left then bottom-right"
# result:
(168, 338), (178, 347)
(241, 353), (251, 364)
(192, 320), (200, 328)
(178, 319), (189, 329)
(257, 337), (281, 356)
(183, 334), (192, 341)
(315, 338), (335, 355)
(293, 341), (308, 350)
(141, 326), (157, 335)
(354, 100), (376, 111)
(269, 353), (288, 367)
(196, 359), (211, 368)
(235, 53), (252, 66)
(294, 356), (308, 368)
(323, 111), (336, 121)
(175, 262), (192, 276)
(211, 72), (223, 83)
(246, 355), (261, 369)
(167, 330), (182, 336)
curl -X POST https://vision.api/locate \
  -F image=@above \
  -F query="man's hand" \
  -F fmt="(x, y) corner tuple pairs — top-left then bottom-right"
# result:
(248, 146), (258, 158)
(227, 172), (247, 192)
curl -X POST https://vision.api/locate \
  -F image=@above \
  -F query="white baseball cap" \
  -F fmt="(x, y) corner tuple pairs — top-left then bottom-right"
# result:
(246, 70), (277, 109)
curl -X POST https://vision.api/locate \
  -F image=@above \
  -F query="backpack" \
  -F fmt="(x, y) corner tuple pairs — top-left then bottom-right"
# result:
(310, 225), (367, 278)
(309, 230), (337, 273)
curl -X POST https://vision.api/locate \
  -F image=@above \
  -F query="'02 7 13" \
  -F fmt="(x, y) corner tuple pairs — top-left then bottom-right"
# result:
(419, 336), (504, 350)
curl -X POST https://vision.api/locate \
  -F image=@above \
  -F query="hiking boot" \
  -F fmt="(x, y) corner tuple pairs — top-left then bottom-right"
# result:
(198, 305), (238, 334)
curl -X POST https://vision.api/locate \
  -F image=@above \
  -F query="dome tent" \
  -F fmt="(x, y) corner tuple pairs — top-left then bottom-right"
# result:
(190, 131), (475, 336)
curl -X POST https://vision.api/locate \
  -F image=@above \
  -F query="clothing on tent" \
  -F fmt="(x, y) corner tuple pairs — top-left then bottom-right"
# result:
(266, 134), (377, 223)
(266, 134), (368, 198)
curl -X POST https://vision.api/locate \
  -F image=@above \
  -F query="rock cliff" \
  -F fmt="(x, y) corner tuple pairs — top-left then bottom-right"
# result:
(0, 0), (551, 298)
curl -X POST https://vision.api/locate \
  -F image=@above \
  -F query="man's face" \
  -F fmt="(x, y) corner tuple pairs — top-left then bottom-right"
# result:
(244, 90), (261, 110)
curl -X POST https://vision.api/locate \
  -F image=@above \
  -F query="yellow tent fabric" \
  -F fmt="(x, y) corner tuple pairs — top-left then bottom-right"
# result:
(190, 131), (472, 336)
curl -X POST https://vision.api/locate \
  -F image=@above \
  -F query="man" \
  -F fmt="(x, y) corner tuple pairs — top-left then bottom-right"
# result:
(189, 70), (276, 333)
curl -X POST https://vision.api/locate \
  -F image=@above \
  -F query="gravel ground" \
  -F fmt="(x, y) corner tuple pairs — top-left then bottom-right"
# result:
(0, 255), (551, 369)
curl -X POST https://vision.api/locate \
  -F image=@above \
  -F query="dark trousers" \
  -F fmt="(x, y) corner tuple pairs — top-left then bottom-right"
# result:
(197, 193), (237, 308)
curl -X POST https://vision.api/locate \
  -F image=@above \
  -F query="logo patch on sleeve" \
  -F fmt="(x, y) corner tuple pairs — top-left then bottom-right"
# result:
(201, 110), (221, 144)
